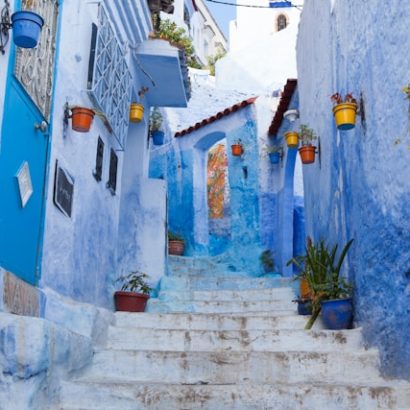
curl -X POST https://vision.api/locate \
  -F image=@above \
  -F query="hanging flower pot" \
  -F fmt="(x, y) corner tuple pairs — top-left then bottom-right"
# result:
(11, 11), (44, 49)
(152, 130), (165, 146)
(268, 151), (281, 164)
(71, 107), (95, 133)
(130, 103), (144, 123)
(231, 139), (244, 157)
(285, 131), (299, 148)
(331, 93), (357, 130)
(299, 145), (316, 164)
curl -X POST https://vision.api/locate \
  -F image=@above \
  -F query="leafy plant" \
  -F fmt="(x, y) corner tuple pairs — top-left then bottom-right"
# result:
(299, 125), (317, 146)
(330, 92), (357, 105)
(287, 238), (354, 329)
(207, 50), (226, 76)
(168, 230), (184, 241)
(260, 250), (275, 272)
(265, 144), (282, 154)
(150, 107), (163, 132)
(402, 85), (410, 100)
(115, 271), (151, 294)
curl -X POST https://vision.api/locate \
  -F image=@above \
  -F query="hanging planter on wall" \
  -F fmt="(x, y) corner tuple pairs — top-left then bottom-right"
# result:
(130, 103), (144, 123)
(285, 131), (299, 148)
(331, 93), (358, 130)
(298, 125), (317, 165)
(11, 11), (44, 49)
(266, 146), (283, 165)
(152, 130), (165, 146)
(231, 139), (244, 156)
(70, 107), (95, 133)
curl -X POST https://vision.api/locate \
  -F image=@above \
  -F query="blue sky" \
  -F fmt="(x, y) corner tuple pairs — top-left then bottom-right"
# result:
(205, 1), (236, 40)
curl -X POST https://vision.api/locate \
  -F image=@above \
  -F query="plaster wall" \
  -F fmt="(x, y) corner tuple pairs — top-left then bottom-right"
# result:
(297, 0), (410, 379)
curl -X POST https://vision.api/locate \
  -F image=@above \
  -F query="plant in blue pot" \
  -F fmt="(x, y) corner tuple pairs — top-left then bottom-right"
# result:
(266, 144), (283, 165)
(11, 1), (44, 49)
(150, 107), (165, 146)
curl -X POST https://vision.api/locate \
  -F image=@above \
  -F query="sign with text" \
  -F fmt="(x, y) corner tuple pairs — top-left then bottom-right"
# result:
(16, 161), (33, 208)
(53, 161), (74, 218)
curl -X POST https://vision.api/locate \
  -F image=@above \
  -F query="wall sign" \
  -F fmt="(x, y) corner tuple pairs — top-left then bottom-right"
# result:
(53, 161), (74, 218)
(16, 161), (33, 208)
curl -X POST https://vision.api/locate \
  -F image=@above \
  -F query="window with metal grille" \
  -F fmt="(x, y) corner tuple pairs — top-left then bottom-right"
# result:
(93, 137), (104, 182)
(277, 14), (287, 31)
(87, 6), (132, 150)
(107, 149), (118, 195)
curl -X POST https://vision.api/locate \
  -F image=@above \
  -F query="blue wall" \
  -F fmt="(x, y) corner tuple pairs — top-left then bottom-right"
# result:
(297, 0), (410, 379)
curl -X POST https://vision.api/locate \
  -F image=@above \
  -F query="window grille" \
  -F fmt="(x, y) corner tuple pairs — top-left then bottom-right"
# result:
(88, 6), (132, 150)
(107, 149), (118, 195)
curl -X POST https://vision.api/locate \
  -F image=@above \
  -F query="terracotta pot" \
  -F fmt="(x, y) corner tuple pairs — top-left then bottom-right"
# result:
(71, 107), (95, 132)
(114, 291), (149, 312)
(169, 239), (185, 255)
(300, 277), (311, 299)
(332, 102), (357, 130)
(285, 131), (299, 148)
(299, 145), (316, 164)
(129, 103), (144, 123)
(231, 144), (244, 156)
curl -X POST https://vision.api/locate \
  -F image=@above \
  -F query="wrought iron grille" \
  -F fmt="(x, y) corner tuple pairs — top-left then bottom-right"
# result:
(88, 6), (132, 150)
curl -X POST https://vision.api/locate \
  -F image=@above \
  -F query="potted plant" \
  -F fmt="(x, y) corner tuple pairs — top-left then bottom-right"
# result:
(259, 250), (275, 273)
(298, 124), (317, 164)
(114, 271), (152, 312)
(70, 106), (95, 133)
(11, 5), (44, 49)
(129, 102), (144, 123)
(150, 108), (165, 145)
(288, 238), (354, 329)
(266, 145), (283, 165)
(331, 92), (358, 130)
(168, 230), (185, 255)
(284, 131), (299, 148)
(231, 139), (244, 156)
(293, 298), (312, 315)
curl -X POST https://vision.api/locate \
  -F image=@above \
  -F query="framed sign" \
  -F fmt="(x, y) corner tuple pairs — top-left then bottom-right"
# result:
(53, 161), (74, 218)
(16, 161), (33, 208)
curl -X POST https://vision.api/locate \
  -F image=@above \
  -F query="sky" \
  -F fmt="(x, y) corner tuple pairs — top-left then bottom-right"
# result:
(205, 0), (237, 40)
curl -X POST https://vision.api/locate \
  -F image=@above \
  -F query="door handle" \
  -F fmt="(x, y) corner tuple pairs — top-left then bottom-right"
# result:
(34, 121), (48, 133)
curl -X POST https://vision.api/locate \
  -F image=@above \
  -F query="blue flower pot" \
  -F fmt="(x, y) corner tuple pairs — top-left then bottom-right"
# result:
(297, 299), (312, 316)
(152, 130), (165, 146)
(269, 152), (280, 164)
(12, 11), (44, 49)
(321, 298), (353, 330)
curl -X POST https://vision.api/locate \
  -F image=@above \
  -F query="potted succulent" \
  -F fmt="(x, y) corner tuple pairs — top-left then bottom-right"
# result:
(259, 250), (275, 273)
(331, 92), (358, 130)
(168, 230), (185, 255)
(114, 271), (152, 312)
(150, 108), (165, 145)
(284, 131), (299, 148)
(70, 106), (95, 133)
(11, 4), (44, 49)
(266, 145), (283, 165)
(298, 124), (317, 164)
(231, 139), (244, 156)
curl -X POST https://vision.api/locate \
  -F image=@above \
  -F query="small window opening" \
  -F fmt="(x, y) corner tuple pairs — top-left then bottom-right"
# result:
(106, 149), (118, 195)
(277, 14), (287, 31)
(93, 137), (104, 182)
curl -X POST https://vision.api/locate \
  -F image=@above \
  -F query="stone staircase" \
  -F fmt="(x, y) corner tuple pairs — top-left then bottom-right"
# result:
(58, 256), (410, 409)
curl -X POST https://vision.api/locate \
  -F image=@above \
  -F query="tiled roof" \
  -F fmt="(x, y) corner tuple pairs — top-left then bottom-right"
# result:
(268, 79), (297, 136)
(175, 97), (257, 138)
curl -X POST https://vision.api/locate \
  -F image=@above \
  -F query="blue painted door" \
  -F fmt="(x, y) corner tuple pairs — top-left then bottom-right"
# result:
(0, 0), (59, 285)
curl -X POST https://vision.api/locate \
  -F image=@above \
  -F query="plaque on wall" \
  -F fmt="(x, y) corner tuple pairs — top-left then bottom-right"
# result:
(53, 161), (74, 218)
(16, 161), (33, 208)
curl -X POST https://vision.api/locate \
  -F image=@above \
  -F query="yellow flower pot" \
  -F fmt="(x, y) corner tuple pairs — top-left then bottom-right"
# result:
(129, 103), (144, 123)
(285, 131), (299, 148)
(332, 102), (357, 130)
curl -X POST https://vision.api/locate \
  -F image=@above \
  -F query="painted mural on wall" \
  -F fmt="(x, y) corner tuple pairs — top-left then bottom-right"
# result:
(207, 143), (228, 219)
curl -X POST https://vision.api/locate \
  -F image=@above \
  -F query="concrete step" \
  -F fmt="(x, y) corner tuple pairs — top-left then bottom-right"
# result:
(82, 349), (382, 385)
(157, 287), (295, 302)
(114, 312), (323, 331)
(159, 275), (294, 291)
(106, 327), (364, 352)
(59, 380), (410, 410)
(146, 298), (297, 314)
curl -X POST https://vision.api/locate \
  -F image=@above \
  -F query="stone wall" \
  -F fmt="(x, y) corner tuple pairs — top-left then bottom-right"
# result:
(297, 0), (410, 379)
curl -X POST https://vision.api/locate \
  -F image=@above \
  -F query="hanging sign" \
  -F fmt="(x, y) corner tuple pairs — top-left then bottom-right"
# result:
(53, 161), (74, 218)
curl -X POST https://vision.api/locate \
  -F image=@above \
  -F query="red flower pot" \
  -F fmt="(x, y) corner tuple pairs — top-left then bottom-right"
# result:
(169, 239), (185, 255)
(114, 291), (149, 312)
(299, 145), (316, 164)
(231, 144), (244, 156)
(71, 107), (95, 132)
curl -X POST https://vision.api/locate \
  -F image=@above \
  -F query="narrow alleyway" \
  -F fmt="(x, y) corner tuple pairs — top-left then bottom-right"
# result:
(56, 256), (410, 409)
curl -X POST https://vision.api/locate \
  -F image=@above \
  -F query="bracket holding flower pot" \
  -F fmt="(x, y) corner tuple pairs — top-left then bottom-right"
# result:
(0, 1), (44, 53)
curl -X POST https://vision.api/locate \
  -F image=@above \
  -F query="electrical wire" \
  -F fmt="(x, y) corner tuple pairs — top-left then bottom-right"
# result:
(206, 0), (302, 10)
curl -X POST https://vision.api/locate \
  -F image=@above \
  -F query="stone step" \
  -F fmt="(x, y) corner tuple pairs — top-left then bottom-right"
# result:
(157, 287), (295, 302)
(59, 380), (410, 410)
(114, 312), (323, 331)
(169, 267), (252, 277)
(82, 349), (382, 385)
(106, 327), (364, 352)
(146, 298), (297, 314)
(159, 275), (294, 291)
(168, 255), (226, 269)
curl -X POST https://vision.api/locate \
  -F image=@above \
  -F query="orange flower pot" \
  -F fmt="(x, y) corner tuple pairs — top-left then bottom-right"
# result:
(285, 131), (299, 148)
(129, 103), (144, 123)
(299, 145), (316, 164)
(231, 144), (244, 156)
(169, 240), (185, 256)
(71, 107), (95, 132)
(332, 102), (357, 130)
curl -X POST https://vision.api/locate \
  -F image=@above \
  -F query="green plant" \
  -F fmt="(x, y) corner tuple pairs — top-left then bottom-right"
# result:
(115, 271), (151, 294)
(150, 108), (163, 132)
(287, 238), (354, 329)
(299, 125), (317, 146)
(265, 145), (282, 154)
(168, 230), (184, 241)
(260, 250), (275, 272)
(330, 92), (357, 105)
(402, 85), (410, 100)
(207, 50), (226, 76)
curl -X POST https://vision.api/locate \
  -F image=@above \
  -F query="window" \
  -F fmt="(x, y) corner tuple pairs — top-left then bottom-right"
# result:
(106, 149), (118, 195)
(277, 14), (287, 31)
(93, 137), (104, 182)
